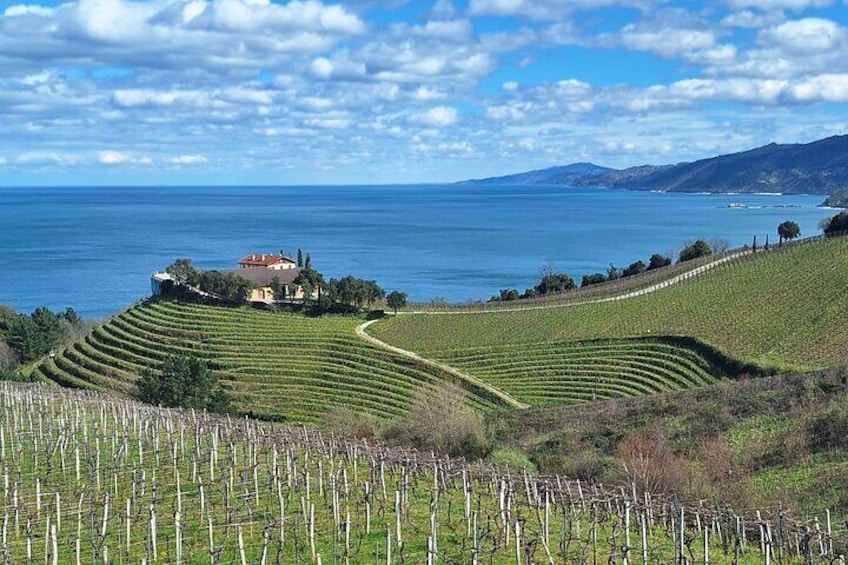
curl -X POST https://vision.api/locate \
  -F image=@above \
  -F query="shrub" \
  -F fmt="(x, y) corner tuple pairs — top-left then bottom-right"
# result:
(320, 406), (378, 440)
(622, 260), (647, 277)
(487, 448), (537, 473)
(581, 273), (607, 288)
(678, 240), (712, 263)
(806, 402), (848, 452)
(647, 253), (672, 270)
(615, 425), (688, 494)
(137, 354), (231, 412)
(823, 212), (848, 237)
(388, 383), (489, 459)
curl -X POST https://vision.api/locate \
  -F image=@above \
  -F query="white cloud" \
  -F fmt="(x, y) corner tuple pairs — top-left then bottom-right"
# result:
(15, 152), (77, 165)
(721, 9), (786, 28)
(415, 106), (459, 127)
(785, 73), (848, 103)
(411, 20), (472, 41)
(170, 154), (208, 164)
(411, 87), (447, 101)
(620, 25), (715, 58)
(725, 0), (831, 9)
(3, 4), (54, 17)
(760, 18), (845, 53)
(98, 150), (130, 164)
(502, 81), (519, 92)
(0, 157), (6, 165)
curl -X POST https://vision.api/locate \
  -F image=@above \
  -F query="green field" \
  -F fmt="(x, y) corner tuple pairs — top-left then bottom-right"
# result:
(371, 237), (848, 374)
(33, 301), (512, 422)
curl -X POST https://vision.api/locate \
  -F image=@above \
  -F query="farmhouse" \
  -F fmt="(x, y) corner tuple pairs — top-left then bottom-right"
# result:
(230, 252), (315, 303)
(152, 252), (317, 303)
(237, 253), (297, 270)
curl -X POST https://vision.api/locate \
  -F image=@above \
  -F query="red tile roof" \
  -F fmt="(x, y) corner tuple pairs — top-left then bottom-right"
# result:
(238, 253), (296, 268)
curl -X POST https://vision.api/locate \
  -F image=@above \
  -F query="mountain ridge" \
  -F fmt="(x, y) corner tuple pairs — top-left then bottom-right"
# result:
(461, 135), (848, 198)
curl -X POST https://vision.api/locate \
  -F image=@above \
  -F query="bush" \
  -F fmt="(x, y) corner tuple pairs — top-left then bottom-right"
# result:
(387, 383), (489, 459)
(823, 212), (848, 237)
(806, 402), (848, 452)
(137, 354), (231, 412)
(615, 425), (689, 494)
(580, 273), (607, 288)
(647, 253), (672, 270)
(320, 406), (378, 440)
(487, 448), (537, 473)
(622, 260), (647, 277)
(678, 239), (712, 263)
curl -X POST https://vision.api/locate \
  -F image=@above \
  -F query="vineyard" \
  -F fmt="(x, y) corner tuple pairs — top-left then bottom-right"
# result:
(31, 301), (511, 423)
(2, 381), (847, 565)
(425, 337), (731, 406)
(370, 236), (848, 373)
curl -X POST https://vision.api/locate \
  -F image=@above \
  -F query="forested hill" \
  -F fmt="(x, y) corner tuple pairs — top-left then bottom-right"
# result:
(457, 162), (613, 186)
(463, 135), (848, 196)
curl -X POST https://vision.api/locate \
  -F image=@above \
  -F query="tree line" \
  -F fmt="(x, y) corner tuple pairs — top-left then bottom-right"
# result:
(0, 305), (86, 379)
(489, 218), (819, 303)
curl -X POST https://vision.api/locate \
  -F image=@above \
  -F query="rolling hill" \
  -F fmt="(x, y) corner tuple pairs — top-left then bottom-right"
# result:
(370, 235), (848, 376)
(463, 134), (848, 195)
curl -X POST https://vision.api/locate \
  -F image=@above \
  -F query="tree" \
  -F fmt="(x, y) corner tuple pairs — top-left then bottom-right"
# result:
(269, 276), (286, 300)
(166, 258), (198, 286)
(492, 288), (520, 301)
(824, 212), (848, 236)
(6, 308), (67, 362)
(386, 291), (407, 314)
(606, 264), (622, 281)
(297, 248), (303, 268)
(581, 273), (607, 288)
(622, 260), (647, 277)
(647, 253), (672, 270)
(678, 239), (712, 263)
(533, 272), (576, 296)
(777, 220), (801, 243)
(137, 354), (230, 412)
(294, 266), (324, 305)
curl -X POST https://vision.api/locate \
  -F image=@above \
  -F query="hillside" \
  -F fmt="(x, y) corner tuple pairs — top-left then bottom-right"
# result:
(464, 135), (848, 195)
(489, 368), (848, 517)
(458, 162), (613, 185)
(371, 236), (848, 374)
(33, 301), (513, 422)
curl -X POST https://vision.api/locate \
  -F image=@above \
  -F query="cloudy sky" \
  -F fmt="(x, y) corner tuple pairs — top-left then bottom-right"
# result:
(1, 0), (847, 185)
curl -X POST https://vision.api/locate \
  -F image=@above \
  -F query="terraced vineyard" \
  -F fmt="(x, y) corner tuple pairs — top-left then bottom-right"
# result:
(433, 337), (729, 406)
(33, 301), (511, 422)
(371, 237), (848, 373)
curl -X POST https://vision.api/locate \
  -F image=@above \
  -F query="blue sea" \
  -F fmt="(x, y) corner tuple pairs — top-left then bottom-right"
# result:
(0, 185), (838, 318)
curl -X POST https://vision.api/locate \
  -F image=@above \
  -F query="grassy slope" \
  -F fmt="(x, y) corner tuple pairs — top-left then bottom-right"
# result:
(35, 301), (512, 422)
(488, 369), (848, 518)
(372, 237), (848, 372)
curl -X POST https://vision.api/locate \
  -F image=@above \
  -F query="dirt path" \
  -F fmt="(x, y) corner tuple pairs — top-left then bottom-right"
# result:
(355, 250), (750, 408)
(356, 319), (528, 409)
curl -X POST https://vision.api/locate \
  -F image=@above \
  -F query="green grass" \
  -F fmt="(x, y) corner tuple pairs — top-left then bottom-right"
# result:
(371, 237), (848, 372)
(33, 301), (512, 422)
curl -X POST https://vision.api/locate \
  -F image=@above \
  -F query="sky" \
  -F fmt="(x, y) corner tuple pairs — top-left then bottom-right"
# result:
(0, 0), (847, 185)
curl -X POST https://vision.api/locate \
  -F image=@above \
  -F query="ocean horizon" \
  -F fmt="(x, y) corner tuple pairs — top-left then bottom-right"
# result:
(0, 184), (838, 318)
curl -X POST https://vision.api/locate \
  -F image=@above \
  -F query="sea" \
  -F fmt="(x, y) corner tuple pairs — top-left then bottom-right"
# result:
(0, 184), (839, 319)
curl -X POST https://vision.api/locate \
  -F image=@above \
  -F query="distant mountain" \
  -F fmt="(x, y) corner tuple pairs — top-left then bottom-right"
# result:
(459, 162), (614, 186)
(462, 135), (848, 197)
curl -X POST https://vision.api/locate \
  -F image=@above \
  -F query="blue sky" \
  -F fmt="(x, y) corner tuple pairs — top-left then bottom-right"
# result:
(1, 0), (846, 185)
